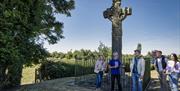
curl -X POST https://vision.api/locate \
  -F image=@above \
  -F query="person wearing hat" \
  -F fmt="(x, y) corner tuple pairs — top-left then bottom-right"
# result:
(155, 50), (169, 91)
(130, 50), (145, 91)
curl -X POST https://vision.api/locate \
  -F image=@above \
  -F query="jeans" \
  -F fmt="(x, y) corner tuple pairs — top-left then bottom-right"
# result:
(111, 74), (122, 91)
(132, 73), (142, 91)
(158, 71), (169, 91)
(96, 71), (103, 88)
(168, 73), (179, 91)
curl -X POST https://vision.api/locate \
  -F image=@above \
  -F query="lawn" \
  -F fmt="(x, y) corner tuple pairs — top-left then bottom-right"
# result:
(21, 66), (37, 85)
(21, 59), (77, 85)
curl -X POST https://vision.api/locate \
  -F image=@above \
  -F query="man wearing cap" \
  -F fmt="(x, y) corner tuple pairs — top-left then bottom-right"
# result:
(130, 50), (145, 91)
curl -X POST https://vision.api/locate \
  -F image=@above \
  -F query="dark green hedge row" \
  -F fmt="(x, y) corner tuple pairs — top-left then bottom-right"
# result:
(40, 61), (75, 80)
(39, 60), (94, 80)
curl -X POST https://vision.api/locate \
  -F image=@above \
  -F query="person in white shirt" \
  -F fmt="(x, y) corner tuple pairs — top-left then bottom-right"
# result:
(130, 50), (145, 91)
(94, 54), (106, 90)
(154, 51), (169, 91)
(166, 53), (180, 91)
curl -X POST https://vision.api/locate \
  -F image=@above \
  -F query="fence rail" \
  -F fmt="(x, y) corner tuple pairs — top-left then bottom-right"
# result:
(74, 57), (151, 91)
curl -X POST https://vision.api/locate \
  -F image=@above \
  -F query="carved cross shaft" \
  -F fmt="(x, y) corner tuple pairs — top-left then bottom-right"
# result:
(103, 0), (132, 59)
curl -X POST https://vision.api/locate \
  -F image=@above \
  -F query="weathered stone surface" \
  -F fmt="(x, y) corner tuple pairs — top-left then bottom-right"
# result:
(103, 0), (131, 60)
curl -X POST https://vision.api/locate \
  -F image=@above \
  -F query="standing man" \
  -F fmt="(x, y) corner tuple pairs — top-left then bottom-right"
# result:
(154, 50), (169, 91)
(130, 50), (145, 91)
(109, 52), (122, 91)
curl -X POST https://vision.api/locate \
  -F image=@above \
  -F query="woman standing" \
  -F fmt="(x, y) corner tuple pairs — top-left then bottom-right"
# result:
(94, 55), (106, 91)
(166, 53), (180, 91)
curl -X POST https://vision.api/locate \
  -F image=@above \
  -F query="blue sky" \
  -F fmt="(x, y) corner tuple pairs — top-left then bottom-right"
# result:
(44, 0), (180, 55)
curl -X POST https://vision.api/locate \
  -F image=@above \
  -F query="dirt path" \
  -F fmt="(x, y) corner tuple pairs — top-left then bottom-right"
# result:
(16, 77), (93, 91)
(3, 71), (179, 91)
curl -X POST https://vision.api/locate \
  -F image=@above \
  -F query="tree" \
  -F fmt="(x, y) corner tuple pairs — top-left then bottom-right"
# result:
(98, 42), (111, 59)
(51, 52), (65, 59)
(65, 50), (73, 59)
(73, 50), (83, 60)
(0, 0), (74, 88)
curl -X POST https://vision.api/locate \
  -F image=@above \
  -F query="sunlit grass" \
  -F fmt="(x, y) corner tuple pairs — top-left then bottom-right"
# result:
(21, 59), (75, 85)
(21, 66), (36, 85)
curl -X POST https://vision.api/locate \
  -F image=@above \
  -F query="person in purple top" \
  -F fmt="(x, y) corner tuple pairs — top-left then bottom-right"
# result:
(108, 52), (122, 91)
(166, 53), (180, 91)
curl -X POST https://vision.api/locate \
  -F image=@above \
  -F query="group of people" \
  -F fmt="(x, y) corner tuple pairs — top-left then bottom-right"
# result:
(152, 50), (180, 91)
(94, 50), (180, 91)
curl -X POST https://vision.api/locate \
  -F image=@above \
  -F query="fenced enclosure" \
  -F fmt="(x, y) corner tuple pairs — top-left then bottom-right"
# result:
(74, 59), (95, 89)
(34, 56), (151, 91)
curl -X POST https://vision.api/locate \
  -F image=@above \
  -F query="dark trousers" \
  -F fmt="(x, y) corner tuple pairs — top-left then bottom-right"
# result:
(158, 71), (169, 91)
(111, 74), (122, 91)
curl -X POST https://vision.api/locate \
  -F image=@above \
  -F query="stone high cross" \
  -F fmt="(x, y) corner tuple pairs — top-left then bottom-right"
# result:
(103, 0), (132, 60)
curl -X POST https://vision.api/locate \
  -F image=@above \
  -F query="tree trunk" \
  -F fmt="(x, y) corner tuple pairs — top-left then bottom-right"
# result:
(6, 62), (23, 87)
(0, 64), (7, 88)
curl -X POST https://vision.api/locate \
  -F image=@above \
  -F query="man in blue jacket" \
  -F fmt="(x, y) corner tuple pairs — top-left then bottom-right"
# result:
(109, 52), (122, 91)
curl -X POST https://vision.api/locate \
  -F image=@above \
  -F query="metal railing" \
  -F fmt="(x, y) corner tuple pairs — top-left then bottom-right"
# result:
(74, 57), (151, 91)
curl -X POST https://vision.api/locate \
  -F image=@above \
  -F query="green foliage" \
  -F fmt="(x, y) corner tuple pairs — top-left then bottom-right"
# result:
(66, 51), (73, 59)
(50, 49), (99, 61)
(49, 42), (111, 60)
(40, 60), (75, 80)
(50, 51), (66, 59)
(75, 59), (96, 77)
(122, 56), (132, 72)
(98, 42), (111, 59)
(0, 0), (74, 88)
(39, 59), (95, 80)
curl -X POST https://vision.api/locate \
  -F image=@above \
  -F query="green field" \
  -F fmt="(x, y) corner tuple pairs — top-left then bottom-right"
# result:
(21, 59), (92, 85)
(21, 66), (36, 85)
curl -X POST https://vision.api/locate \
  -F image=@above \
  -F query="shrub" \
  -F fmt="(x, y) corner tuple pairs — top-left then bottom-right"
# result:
(40, 60), (75, 80)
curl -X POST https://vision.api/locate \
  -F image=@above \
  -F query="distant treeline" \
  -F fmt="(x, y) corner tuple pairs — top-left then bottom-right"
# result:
(49, 42), (112, 60)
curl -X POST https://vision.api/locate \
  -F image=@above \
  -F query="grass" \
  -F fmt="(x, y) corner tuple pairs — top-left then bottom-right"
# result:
(18, 59), (95, 91)
(21, 59), (80, 85)
(21, 66), (37, 85)
(19, 59), (179, 91)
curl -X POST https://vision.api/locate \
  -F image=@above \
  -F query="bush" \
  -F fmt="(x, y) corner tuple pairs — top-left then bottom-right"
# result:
(40, 60), (75, 80)
(122, 56), (132, 72)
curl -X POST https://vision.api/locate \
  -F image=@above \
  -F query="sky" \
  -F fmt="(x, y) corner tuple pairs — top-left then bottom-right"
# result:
(44, 0), (180, 55)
